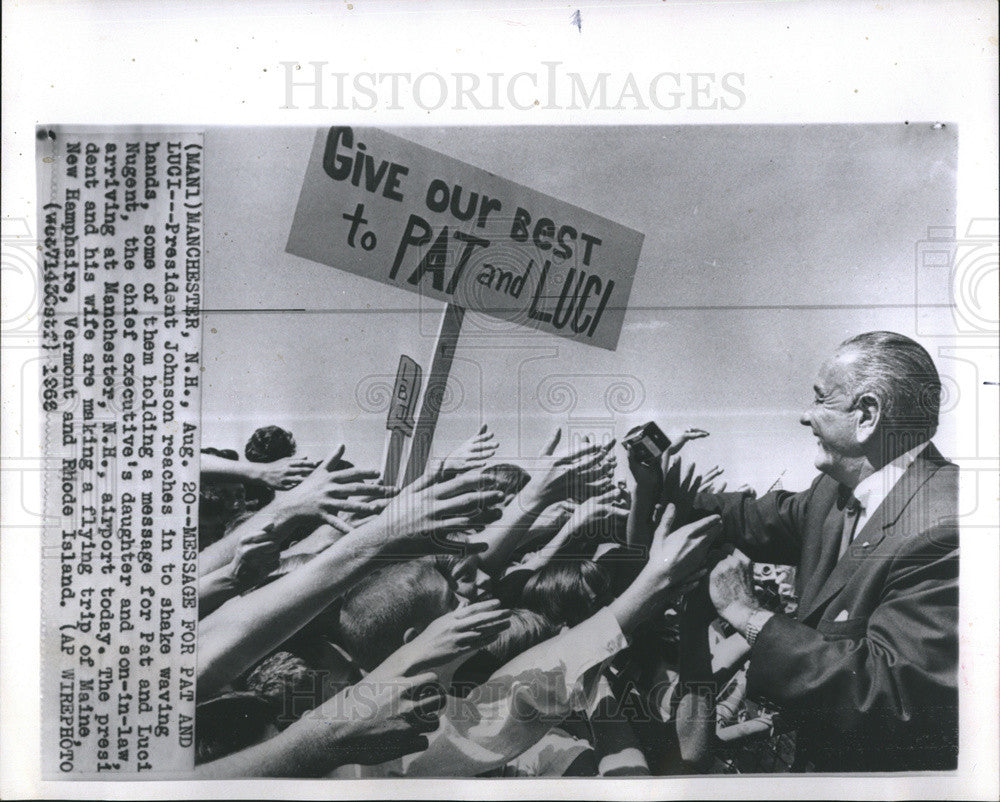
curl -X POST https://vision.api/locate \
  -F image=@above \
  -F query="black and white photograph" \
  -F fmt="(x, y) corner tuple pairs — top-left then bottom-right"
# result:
(3, 1), (997, 799)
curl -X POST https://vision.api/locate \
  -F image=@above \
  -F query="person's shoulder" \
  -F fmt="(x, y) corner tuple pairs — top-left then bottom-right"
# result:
(914, 442), (960, 510)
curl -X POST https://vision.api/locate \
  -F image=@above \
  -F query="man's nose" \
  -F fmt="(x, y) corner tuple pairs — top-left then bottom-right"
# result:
(800, 408), (813, 427)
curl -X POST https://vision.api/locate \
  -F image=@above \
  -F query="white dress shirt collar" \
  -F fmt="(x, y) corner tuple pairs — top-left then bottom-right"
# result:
(852, 441), (930, 533)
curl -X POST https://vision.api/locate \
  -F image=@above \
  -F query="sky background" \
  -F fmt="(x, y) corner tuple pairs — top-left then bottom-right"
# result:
(201, 124), (957, 492)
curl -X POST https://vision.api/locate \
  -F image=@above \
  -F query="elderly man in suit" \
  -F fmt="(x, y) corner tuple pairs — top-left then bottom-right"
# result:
(696, 331), (958, 772)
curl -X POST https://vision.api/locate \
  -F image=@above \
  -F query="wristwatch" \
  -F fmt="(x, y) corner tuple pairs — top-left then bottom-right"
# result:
(744, 609), (775, 647)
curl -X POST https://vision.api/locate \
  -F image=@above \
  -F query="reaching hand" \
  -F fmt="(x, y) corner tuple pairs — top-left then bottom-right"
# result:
(627, 447), (663, 491)
(666, 427), (710, 457)
(532, 500), (577, 531)
(561, 489), (628, 541)
(310, 671), (445, 767)
(708, 548), (759, 624)
(610, 505), (721, 633)
(643, 505), (722, 594)
(251, 456), (322, 490)
(701, 465), (724, 486)
(226, 524), (282, 588)
(368, 599), (512, 683)
(432, 424), (500, 479)
(365, 471), (507, 557)
(271, 445), (396, 530)
(528, 429), (617, 506)
(657, 457), (705, 526)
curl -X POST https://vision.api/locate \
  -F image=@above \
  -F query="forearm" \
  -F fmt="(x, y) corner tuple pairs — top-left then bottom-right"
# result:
(201, 453), (260, 484)
(200, 503), (310, 576)
(198, 566), (240, 618)
(194, 711), (354, 777)
(199, 527), (243, 576)
(675, 611), (716, 771)
(675, 689), (715, 772)
(199, 511), (271, 575)
(626, 483), (657, 549)
(608, 573), (674, 636)
(695, 487), (809, 565)
(589, 682), (650, 776)
(282, 523), (341, 557)
(197, 525), (382, 697)
(468, 490), (548, 576)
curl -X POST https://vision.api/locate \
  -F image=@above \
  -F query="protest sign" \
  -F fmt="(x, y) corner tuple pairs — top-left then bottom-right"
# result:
(287, 126), (644, 351)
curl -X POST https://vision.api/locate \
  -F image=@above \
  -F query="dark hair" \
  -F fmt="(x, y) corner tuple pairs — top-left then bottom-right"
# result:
(481, 462), (531, 500)
(483, 608), (559, 666)
(195, 692), (274, 764)
(837, 331), (942, 440)
(198, 483), (247, 549)
(519, 559), (612, 628)
(336, 558), (457, 671)
(246, 651), (327, 730)
(202, 447), (240, 461)
(245, 425), (297, 463)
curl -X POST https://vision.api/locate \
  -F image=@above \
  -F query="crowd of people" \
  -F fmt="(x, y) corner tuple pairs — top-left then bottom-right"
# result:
(193, 420), (771, 776)
(192, 331), (959, 776)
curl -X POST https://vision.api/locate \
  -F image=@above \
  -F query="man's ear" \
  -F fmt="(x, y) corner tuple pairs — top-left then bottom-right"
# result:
(402, 626), (419, 644)
(854, 393), (881, 443)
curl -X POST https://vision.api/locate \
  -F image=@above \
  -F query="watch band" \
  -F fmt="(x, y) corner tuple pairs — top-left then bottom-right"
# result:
(744, 610), (774, 647)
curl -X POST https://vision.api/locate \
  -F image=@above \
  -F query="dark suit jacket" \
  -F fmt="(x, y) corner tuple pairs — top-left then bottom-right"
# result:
(697, 443), (959, 772)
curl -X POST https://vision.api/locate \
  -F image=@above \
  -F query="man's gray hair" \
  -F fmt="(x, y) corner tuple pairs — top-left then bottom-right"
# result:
(837, 331), (941, 439)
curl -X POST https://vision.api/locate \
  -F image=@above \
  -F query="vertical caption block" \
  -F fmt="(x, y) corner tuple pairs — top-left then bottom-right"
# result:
(38, 130), (203, 776)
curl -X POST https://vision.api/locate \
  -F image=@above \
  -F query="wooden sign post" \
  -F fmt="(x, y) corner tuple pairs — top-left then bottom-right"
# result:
(401, 304), (465, 485)
(382, 354), (422, 486)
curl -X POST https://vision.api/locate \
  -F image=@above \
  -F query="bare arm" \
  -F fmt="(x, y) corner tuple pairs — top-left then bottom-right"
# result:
(198, 473), (504, 698)
(194, 671), (444, 777)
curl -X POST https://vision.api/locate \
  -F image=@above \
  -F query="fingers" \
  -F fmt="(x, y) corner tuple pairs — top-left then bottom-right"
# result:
(321, 499), (384, 515)
(436, 489), (507, 516)
(325, 482), (397, 499)
(539, 427), (562, 457)
(322, 444), (347, 472)
(456, 618), (511, 646)
(327, 467), (382, 484)
(284, 464), (318, 477)
(324, 515), (354, 534)
(593, 487), (621, 506)
(681, 462), (697, 492)
(456, 605), (511, 630)
(703, 465), (724, 484)
(434, 471), (499, 499)
(675, 513), (722, 539)
(452, 598), (502, 618)
(657, 503), (677, 536)
(556, 440), (608, 465)
(466, 442), (498, 454)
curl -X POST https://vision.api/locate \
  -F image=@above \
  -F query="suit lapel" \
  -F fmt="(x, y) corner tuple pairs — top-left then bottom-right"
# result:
(798, 445), (942, 623)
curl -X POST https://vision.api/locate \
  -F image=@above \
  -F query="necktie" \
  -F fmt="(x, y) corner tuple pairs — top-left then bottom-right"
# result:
(838, 488), (862, 558)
